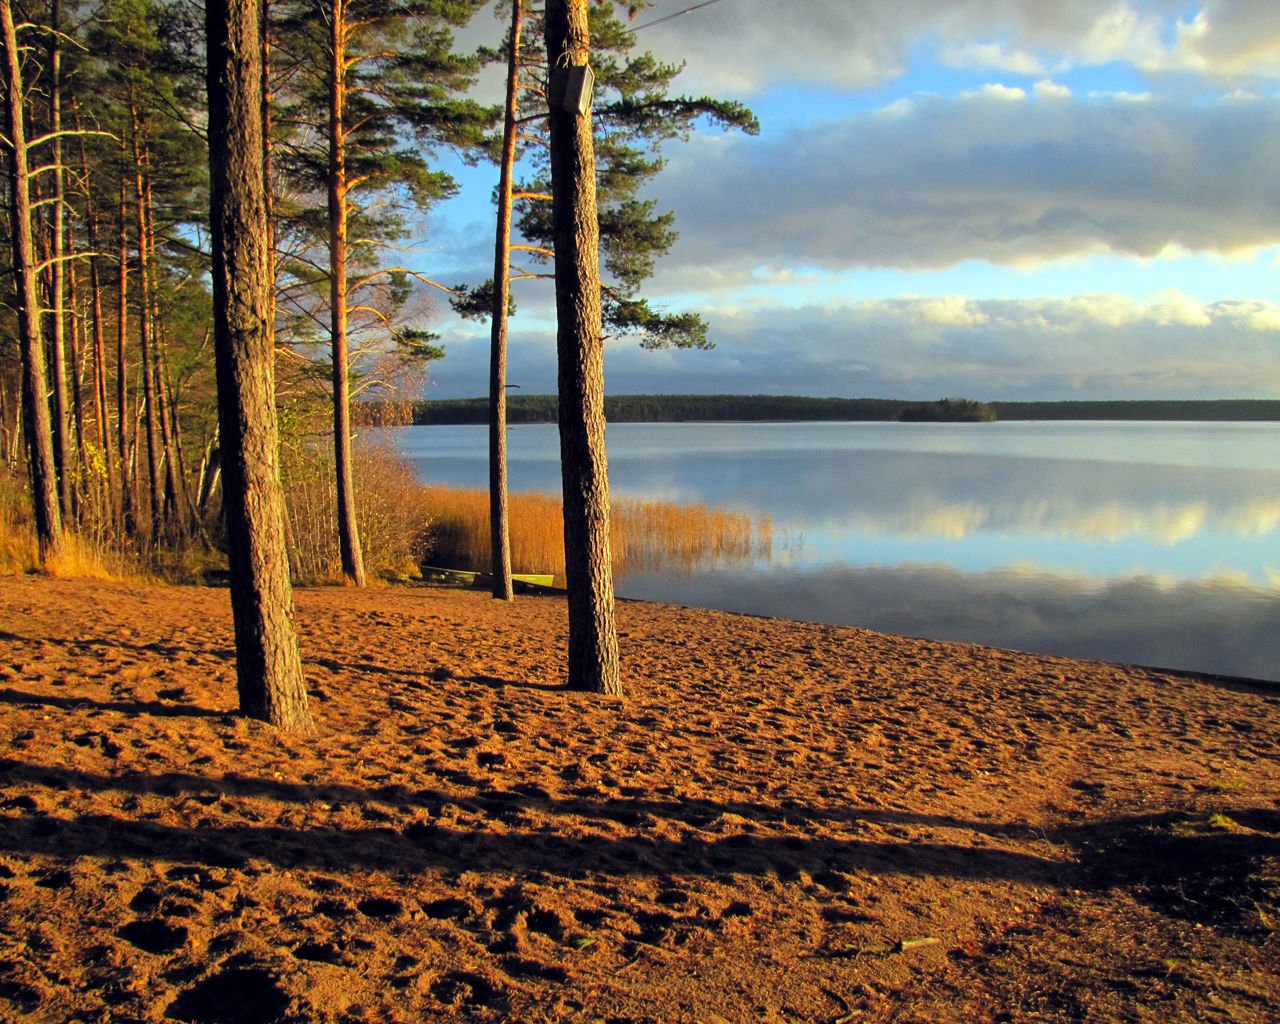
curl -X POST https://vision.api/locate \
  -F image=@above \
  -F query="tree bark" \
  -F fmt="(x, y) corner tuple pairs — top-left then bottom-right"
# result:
(46, 0), (72, 519)
(1, 0), (63, 562)
(327, 0), (365, 586)
(206, 0), (313, 732)
(116, 174), (136, 535)
(142, 161), (183, 533)
(488, 0), (522, 601)
(76, 114), (115, 506)
(129, 100), (163, 535)
(66, 255), (89, 496)
(544, 0), (620, 695)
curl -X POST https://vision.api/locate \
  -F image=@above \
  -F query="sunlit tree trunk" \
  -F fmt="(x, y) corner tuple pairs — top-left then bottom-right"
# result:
(0, 377), (16, 464)
(206, 0), (313, 732)
(129, 100), (162, 535)
(115, 174), (136, 535)
(46, 0), (73, 519)
(67, 255), (88, 497)
(76, 116), (116, 508)
(544, 0), (620, 695)
(1, 0), (63, 561)
(326, 0), (365, 586)
(142, 162), (183, 532)
(488, 0), (522, 601)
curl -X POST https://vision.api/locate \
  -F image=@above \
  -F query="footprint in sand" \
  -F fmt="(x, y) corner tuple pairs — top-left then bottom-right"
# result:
(165, 967), (291, 1024)
(117, 918), (189, 955)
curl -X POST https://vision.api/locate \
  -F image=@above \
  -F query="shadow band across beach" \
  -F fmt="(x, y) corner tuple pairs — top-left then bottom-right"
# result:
(0, 757), (1063, 883)
(3, 757), (1277, 902)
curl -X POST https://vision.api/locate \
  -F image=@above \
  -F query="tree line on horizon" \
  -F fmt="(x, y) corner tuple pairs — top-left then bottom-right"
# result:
(2, 0), (751, 722)
(390, 394), (1280, 424)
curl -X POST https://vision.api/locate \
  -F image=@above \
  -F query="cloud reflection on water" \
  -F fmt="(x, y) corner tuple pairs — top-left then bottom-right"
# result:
(619, 563), (1280, 682)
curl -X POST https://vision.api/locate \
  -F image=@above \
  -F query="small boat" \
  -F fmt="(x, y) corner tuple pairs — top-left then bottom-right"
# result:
(422, 566), (557, 591)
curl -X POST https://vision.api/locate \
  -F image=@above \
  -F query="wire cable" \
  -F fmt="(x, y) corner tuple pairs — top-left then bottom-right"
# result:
(626, 0), (729, 34)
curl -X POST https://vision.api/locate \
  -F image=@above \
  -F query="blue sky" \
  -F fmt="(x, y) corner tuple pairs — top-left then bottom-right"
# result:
(417, 0), (1280, 401)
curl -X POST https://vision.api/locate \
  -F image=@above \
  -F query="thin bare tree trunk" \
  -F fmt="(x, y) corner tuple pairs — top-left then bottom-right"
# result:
(206, 0), (313, 732)
(263, 0), (295, 576)
(141, 161), (183, 533)
(67, 255), (89, 498)
(488, 0), (522, 601)
(46, 0), (73, 519)
(544, 0), (619, 695)
(129, 101), (162, 535)
(326, 0), (365, 586)
(1, 0), (63, 561)
(0, 377), (16, 464)
(76, 117), (116, 507)
(116, 173), (135, 534)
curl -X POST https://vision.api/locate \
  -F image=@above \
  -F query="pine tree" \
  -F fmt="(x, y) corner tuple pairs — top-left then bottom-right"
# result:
(544, 0), (619, 695)
(1, 0), (63, 561)
(272, 0), (492, 585)
(206, 0), (313, 732)
(455, 0), (756, 601)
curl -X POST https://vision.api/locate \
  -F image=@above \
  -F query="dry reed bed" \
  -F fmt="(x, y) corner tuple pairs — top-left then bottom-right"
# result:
(419, 483), (771, 581)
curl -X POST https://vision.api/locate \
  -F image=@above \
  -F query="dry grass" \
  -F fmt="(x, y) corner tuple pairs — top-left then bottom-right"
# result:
(419, 484), (771, 582)
(282, 433), (434, 584)
(0, 497), (37, 576)
(0, 461), (221, 582)
(42, 533), (132, 580)
(0, 488), (139, 582)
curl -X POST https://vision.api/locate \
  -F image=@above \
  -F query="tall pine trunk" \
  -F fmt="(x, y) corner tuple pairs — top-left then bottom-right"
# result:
(67, 255), (89, 500)
(326, 0), (365, 586)
(129, 104), (163, 536)
(46, 0), (73, 519)
(1, 0), (63, 561)
(142, 163), (183, 533)
(76, 116), (116, 509)
(115, 175), (136, 535)
(544, 0), (620, 695)
(206, 0), (313, 733)
(488, 0), (522, 601)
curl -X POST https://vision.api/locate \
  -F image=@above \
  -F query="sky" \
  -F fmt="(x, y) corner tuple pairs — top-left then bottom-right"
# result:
(417, 0), (1280, 402)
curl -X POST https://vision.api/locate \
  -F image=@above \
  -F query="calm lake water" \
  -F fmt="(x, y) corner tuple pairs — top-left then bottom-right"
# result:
(396, 421), (1280, 682)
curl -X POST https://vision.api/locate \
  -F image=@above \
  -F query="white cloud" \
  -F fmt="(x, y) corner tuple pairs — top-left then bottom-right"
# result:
(941, 41), (1049, 76)
(1076, 2), (1168, 66)
(1033, 79), (1073, 99)
(1090, 89), (1154, 102)
(1238, 303), (1280, 332)
(426, 290), (1280, 402)
(652, 92), (1280, 273)
(638, 0), (1280, 94)
(908, 295), (992, 327)
(1159, 3), (1280, 78)
(1147, 289), (1212, 327)
(960, 83), (1029, 101)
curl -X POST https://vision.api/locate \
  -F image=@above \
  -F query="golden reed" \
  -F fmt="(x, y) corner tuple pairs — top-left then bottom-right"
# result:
(419, 484), (772, 582)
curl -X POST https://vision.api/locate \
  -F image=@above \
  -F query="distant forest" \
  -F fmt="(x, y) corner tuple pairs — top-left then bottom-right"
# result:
(392, 395), (1280, 425)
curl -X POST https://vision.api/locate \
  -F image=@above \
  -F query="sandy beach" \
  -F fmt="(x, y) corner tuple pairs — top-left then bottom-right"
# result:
(0, 574), (1276, 1023)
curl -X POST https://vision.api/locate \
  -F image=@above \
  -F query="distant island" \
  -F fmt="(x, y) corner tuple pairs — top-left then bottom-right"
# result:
(378, 394), (1280, 425)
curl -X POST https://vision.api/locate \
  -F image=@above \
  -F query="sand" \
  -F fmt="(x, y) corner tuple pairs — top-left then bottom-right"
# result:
(0, 573), (1276, 1023)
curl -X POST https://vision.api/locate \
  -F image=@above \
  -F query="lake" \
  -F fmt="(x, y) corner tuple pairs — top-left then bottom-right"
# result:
(396, 420), (1280, 682)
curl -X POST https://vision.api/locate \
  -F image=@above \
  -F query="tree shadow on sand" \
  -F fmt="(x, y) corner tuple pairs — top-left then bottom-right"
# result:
(0, 807), (1064, 884)
(1074, 807), (1280, 933)
(2, 757), (1276, 909)
(0, 689), (228, 719)
(0, 756), (1044, 839)
(0, 630), (237, 664)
